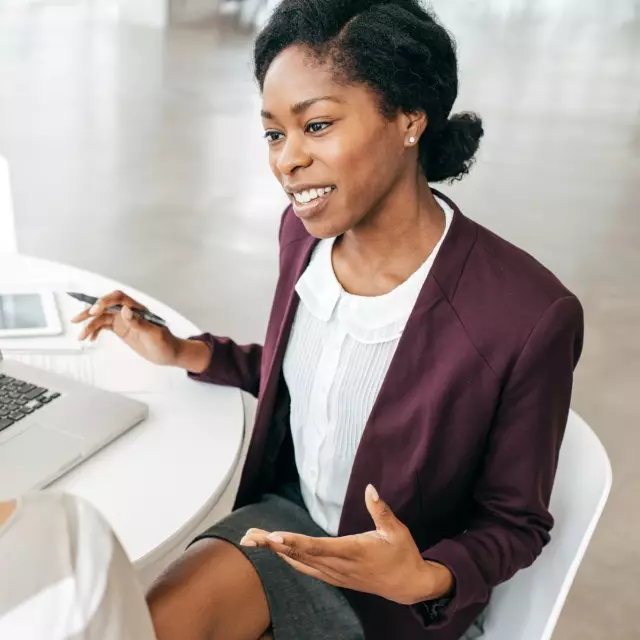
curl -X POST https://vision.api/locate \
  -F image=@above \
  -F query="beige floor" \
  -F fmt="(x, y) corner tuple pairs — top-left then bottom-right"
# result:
(0, 1), (639, 637)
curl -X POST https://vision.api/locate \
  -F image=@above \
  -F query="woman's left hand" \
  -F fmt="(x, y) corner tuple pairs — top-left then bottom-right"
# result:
(240, 484), (454, 606)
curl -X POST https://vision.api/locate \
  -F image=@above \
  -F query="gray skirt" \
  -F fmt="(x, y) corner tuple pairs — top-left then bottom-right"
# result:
(191, 484), (364, 640)
(191, 484), (484, 640)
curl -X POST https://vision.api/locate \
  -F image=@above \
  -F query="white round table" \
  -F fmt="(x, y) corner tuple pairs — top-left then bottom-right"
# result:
(0, 253), (245, 580)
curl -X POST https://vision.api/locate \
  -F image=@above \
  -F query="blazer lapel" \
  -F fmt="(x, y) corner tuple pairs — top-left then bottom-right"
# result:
(338, 202), (479, 536)
(235, 234), (319, 508)
(260, 236), (318, 409)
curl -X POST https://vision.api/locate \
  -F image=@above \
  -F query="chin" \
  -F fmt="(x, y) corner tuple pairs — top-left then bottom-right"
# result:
(299, 216), (349, 240)
(295, 203), (357, 239)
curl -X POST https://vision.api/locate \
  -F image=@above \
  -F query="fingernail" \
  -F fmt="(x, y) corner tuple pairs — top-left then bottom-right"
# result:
(122, 306), (133, 321)
(267, 533), (284, 544)
(367, 484), (379, 502)
(89, 305), (98, 315)
(240, 539), (257, 547)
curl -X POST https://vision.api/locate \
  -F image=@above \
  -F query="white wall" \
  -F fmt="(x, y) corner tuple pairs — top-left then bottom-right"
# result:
(0, 156), (17, 254)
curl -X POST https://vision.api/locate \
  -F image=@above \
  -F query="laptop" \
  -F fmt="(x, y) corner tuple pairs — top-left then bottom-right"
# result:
(0, 348), (148, 500)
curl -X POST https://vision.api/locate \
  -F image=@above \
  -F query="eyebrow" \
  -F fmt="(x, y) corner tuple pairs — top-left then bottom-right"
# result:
(260, 96), (344, 120)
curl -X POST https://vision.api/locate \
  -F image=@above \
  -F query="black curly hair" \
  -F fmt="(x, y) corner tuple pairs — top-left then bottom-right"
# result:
(254, 0), (484, 183)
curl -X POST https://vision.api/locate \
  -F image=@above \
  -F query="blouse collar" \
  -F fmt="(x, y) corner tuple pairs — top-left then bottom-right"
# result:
(295, 196), (454, 344)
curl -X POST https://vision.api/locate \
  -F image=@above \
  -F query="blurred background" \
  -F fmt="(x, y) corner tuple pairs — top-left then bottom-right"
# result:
(0, 0), (638, 637)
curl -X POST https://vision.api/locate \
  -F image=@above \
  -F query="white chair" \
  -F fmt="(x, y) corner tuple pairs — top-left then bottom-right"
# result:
(483, 409), (612, 640)
(0, 155), (18, 254)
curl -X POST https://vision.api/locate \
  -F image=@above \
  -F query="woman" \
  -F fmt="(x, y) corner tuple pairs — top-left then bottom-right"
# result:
(75, 1), (583, 638)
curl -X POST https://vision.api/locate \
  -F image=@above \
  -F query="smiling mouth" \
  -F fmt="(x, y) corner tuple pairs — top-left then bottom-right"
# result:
(289, 185), (336, 205)
(288, 186), (336, 219)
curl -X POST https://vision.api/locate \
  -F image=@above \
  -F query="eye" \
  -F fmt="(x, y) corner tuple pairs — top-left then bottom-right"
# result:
(306, 121), (331, 134)
(264, 130), (283, 143)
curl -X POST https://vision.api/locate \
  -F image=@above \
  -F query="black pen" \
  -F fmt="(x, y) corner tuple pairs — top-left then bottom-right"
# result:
(67, 292), (168, 328)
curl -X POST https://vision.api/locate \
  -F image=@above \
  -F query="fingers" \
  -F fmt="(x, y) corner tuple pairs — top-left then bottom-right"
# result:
(365, 484), (400, 537)
(94, 290), (147, 316)
(239, 530), (329, 557)
(240, 529), (359, 564)
(78, 314), (114, 341)
(267, 532), (333, 558)
(239, 529), (348, 581)
(77, 301), (157, 343)
(72, 290), (147, 323)
(276, 553), (343, 587)
(119, 305), (142, 339)
(239, 528), (270, 548)
(71, 308), (92, 324)
(71, 290), (146, 325)
(90, 327), (107, 342)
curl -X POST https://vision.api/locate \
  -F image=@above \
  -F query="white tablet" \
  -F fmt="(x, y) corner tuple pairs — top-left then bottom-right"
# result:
(0, 291), (63, 338)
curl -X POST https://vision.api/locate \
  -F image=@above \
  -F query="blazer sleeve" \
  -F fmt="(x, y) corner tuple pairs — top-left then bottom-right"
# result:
(416, 295), (584, 627)
(185, 208), (291, 398)
(186, 335), (263, 398)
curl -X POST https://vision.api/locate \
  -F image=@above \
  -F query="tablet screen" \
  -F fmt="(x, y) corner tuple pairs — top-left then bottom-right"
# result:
(0, 294), (48, 330)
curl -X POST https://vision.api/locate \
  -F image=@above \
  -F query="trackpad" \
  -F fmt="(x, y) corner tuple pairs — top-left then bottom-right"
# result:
(0, 425), (84, 500)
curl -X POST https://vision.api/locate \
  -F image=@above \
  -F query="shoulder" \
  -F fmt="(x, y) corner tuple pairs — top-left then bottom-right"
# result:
(444, 213), (584, 374)
(468, 220), (576, 305)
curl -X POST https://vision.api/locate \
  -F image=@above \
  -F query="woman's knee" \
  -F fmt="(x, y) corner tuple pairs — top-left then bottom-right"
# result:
(146, 538), (270, 640)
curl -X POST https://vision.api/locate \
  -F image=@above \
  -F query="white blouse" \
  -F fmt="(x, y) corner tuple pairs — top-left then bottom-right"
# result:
(283, 197), (454, 535)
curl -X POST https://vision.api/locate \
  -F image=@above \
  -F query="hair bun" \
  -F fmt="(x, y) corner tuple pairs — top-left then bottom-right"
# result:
(423, 112), (484, 183)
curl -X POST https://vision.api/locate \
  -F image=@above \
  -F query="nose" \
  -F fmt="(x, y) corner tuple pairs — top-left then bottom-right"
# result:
(275, 132), (311, 176)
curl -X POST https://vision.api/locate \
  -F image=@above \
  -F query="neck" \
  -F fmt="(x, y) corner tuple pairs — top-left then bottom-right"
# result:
(335, 169), (445, 294)
(0, 500), (16, 528)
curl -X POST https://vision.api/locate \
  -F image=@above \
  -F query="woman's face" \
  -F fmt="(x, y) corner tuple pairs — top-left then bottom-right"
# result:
(261, 45), (414, 239)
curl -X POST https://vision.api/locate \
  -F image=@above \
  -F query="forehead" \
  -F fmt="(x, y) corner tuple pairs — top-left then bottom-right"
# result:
(262, 46), (346, 111)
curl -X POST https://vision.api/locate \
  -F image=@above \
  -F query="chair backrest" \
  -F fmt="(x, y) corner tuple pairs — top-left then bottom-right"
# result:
(483, 410), (612, 640)
(0, 155), (18, 254)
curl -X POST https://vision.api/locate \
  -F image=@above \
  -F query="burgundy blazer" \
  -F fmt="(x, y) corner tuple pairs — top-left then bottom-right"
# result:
(190, 190), (584, 639)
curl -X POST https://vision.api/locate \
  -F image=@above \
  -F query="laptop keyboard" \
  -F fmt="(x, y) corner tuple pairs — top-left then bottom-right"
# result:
(0, 374), (60, 433)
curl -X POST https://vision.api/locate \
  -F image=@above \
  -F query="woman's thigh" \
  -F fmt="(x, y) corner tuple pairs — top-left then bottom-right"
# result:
(146, 537), (271, 640)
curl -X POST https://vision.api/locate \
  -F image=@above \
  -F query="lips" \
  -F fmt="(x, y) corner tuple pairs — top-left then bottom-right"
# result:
(291, 185), (336, 204)
(290, 186), (336, 220)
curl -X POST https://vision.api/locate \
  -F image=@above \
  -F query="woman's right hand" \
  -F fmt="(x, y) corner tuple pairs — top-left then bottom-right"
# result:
(71, 290), (180, 367)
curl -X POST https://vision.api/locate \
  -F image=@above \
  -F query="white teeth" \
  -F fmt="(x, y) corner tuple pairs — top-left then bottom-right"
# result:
(293, 186), (334, 204)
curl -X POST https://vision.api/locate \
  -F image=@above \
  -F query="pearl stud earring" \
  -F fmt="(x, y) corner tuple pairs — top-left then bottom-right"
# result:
(409, 137), (416, 144)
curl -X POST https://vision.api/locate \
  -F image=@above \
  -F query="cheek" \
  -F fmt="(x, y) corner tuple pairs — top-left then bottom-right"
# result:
(324, 134), (373, 178)
(325, 131), (398, 207)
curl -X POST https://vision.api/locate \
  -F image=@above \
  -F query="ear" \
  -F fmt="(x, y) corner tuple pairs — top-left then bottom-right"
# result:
(401, 110), (427, 146)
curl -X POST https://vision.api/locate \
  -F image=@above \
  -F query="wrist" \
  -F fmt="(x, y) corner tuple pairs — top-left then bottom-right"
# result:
(174, 338), (212, 373)
(408, 560), (455, 604)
